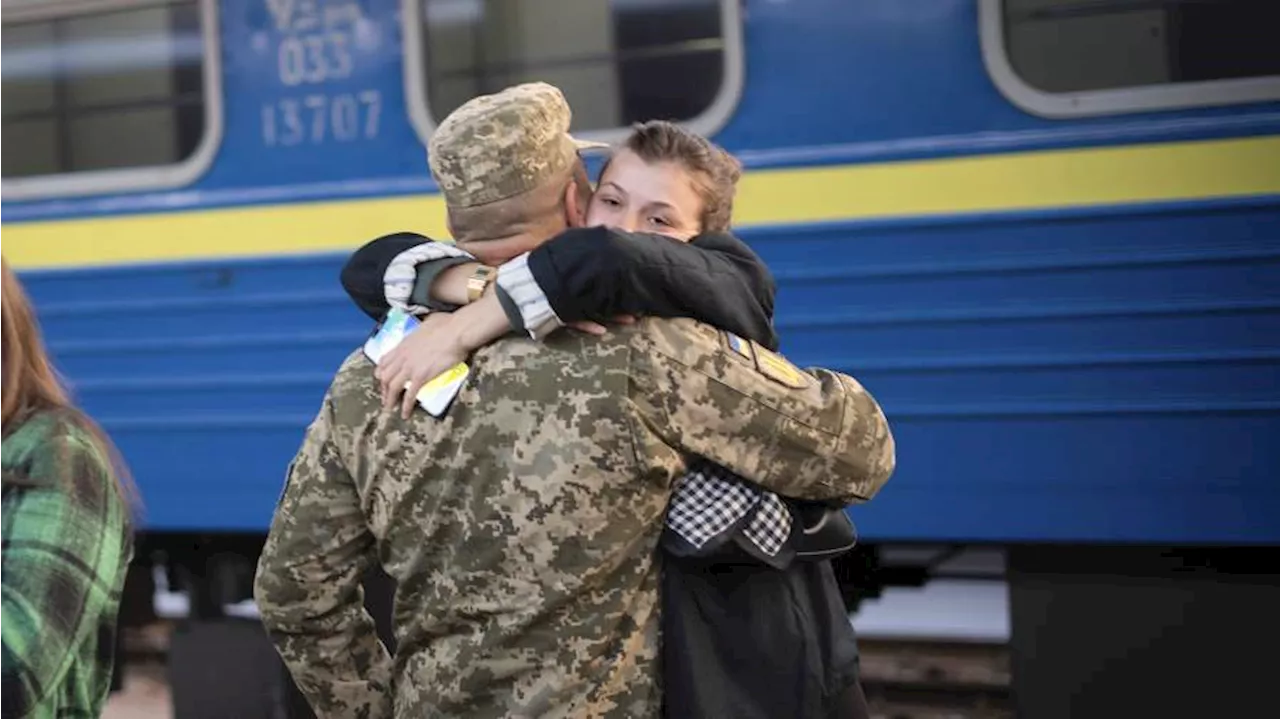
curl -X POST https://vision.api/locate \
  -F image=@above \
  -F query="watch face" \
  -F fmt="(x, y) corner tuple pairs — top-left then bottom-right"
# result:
(467, 268), (493, 301)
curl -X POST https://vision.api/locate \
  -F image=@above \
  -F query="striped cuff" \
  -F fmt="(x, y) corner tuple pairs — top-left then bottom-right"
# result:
(496, 253), (562, 340)
(383, 242), (474, 315)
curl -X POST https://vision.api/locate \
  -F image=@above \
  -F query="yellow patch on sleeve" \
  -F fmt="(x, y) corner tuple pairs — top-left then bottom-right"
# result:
(753, 346), (811, 389)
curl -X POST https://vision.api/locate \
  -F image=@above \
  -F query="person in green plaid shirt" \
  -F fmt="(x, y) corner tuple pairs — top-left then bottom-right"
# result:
(2, 259), (134, 718)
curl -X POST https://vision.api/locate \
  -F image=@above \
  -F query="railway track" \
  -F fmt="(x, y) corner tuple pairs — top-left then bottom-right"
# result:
(859, 638), (1012, 719)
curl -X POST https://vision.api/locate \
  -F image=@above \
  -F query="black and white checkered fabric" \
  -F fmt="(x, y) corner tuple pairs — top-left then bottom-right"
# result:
(666, 463), (793, 557)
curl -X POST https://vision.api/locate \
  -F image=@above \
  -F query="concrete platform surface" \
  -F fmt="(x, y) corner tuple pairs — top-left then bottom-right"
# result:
(103, 662), (172, 719)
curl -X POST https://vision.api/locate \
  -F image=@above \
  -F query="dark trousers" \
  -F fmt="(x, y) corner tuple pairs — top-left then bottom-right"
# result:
(661, 554), (867, 719)
(829, 680), (871, 719)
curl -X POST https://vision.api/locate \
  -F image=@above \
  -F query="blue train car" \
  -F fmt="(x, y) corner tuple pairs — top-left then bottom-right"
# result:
(5, 0), (1280, 714)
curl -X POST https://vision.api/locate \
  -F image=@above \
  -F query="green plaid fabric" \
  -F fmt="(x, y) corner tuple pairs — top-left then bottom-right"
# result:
(2, 410), (133, 719)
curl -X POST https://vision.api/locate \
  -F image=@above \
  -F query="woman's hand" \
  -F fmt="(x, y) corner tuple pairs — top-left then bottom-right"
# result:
(567, 314), (639, 335)
(376, 293), (511, 418)
(376, 298), (640, 418)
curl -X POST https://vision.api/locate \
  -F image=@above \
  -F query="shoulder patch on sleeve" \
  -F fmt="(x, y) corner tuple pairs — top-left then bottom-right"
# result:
(752, 344), (811, 389)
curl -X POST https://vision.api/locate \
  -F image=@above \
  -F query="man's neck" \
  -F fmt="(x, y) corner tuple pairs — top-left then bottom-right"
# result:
(459, 229), (562, 265)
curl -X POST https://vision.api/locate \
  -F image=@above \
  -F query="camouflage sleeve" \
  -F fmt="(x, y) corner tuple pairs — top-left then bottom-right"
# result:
(627, 318), (896, 504)
(253, 398), (392, 719)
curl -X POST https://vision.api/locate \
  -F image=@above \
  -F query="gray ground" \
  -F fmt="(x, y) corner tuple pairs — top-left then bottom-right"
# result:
(103, 661), (172, 719)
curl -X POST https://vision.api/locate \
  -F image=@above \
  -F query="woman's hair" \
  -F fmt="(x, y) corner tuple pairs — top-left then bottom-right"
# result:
(2, 257), (134, 505)
(615, 120), (743, 233)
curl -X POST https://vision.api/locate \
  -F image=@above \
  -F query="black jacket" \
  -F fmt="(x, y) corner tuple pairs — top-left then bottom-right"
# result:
(337, 229), (863, 718)
(339, 227), (780, 351)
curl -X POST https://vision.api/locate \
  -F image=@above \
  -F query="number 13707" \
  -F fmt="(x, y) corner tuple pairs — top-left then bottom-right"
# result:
(262, 90), (382, 147)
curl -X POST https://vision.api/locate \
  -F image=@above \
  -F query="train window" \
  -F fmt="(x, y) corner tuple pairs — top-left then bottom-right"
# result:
(979, 0), (1280, 118)
(0, 0), (222, 200)
(404, 0), (744, 143)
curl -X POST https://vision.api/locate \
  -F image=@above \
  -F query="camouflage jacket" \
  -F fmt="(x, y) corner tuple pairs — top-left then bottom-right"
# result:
(254, 317), (895, 719)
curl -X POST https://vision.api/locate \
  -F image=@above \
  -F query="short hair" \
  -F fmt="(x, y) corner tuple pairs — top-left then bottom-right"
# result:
(613, 121), (743, 233)
(447, 160), (592, 243)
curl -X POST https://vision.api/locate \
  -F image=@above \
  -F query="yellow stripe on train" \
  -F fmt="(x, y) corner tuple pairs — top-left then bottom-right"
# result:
(4, 134), (1279, 270)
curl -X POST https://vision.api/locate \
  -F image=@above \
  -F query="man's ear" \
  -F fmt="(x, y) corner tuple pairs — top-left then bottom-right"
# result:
(564, 179), (588, 229)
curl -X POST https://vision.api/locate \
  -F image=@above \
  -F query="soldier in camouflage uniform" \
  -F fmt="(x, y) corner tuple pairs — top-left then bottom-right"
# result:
(254, 83), (896, 719)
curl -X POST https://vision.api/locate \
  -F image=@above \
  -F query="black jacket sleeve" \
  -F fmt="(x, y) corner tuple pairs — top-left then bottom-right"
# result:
(339, 228), (779, 350)
(527, 227), (780, 350)
(338, 232), (435, 321)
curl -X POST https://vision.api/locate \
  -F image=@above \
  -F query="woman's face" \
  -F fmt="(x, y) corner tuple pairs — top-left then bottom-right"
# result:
(586, 149), (703, 241)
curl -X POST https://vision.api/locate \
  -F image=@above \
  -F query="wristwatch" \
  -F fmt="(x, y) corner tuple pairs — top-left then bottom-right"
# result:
(466, 265), (497, 303)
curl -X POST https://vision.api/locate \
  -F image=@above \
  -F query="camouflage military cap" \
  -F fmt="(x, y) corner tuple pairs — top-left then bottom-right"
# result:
(428, 82), (609, 209)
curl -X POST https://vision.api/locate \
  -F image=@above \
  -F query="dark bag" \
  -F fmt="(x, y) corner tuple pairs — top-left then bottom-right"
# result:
(792, 503), (858, 562)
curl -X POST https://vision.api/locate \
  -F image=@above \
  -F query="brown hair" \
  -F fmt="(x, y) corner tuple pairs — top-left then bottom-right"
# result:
(614, 121), (743, 233)
(2, 257), (134, 506)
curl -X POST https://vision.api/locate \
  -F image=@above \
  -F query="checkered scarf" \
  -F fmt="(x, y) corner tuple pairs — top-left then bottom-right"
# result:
(665, 462), (792, 557)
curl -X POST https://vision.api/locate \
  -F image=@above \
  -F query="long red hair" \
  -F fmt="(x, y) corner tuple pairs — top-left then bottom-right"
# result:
(3, 257), (133, 505)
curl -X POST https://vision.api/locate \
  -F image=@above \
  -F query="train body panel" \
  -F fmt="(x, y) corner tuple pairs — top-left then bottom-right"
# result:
(5, 0), (1280, 543)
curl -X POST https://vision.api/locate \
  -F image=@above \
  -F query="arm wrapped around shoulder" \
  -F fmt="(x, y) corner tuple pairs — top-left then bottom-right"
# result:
(627, 318), (896, 505)
(812, 369), (897, 503)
